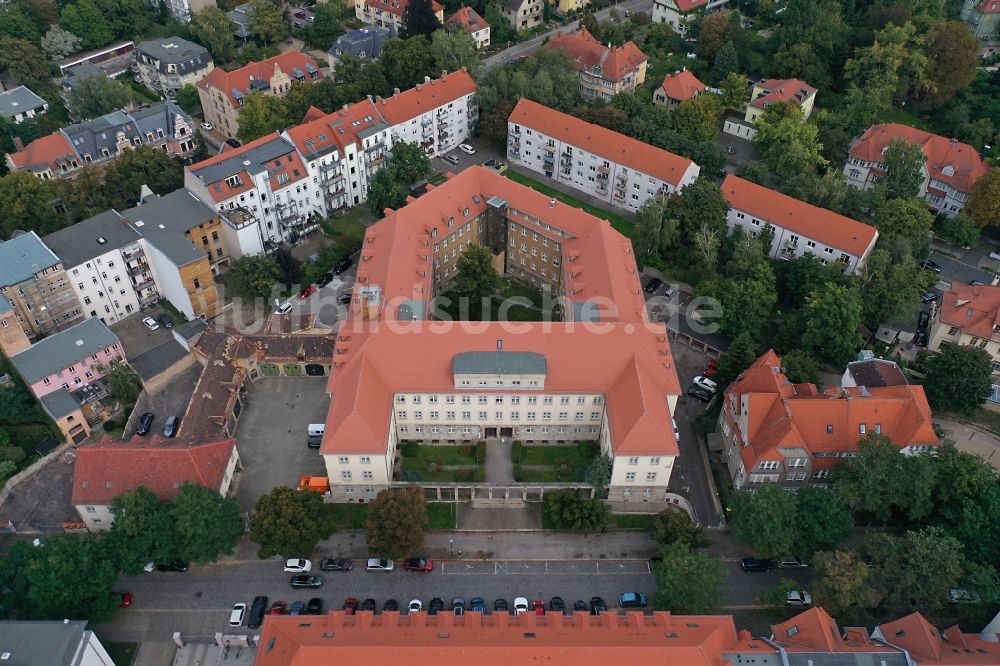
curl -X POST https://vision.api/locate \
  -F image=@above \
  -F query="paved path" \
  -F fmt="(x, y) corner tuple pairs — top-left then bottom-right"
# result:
(484, 438), (514, 483)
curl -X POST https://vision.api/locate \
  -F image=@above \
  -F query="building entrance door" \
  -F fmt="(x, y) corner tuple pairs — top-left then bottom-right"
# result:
(485, 427), (497, 437)
(500, 427), (513, 437)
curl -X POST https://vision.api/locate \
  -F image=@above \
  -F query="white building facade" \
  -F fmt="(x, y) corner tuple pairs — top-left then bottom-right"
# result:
(652, 0), (730, 35)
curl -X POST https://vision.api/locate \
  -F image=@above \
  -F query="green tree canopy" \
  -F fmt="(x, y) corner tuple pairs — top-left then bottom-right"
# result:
(0, 171), (61, 237)
(170, 482), (244, 563)
(388, 141), (431, 184)
(715, 262), (777, 341)
(248, 0), (288, 44)
(237, 91), (290, 143)
(380, 35), (436, 91)
(543, 489), (611, 533)
(923, 343), (993, 414)
(778, 349), (820, 385)
(107, 486), (176, 575)
(714, 331), (757, 387)
(68, 74), (133, 121)
(650, 508), (711, 549)
(832, 433), (922, 522)
(923, 20), (979, 107)
(306, 2), (344, 50)
(881, 138), (926, 200)
(59, 0), (113, 49)
(40, 26), (82, 61)
(867, 527), (965, 613)
(710, 39), (739, 83)
(400, 0), (441, 38)
(272, 246), (304, 287)
(430, 29), (480, 77)
(174, 84), (201, 115)
(191, 6), (237, 63)
(228, 254), (283, 297)
(753, 102), (828, 184)
(365, 485), (428, 559)
(366, 168), (409, 216)
(103, 146), (184, 209)
(250, 487), (336, 558)
(798, 281), (863, 367)
(811, 549), (881, 618)
(965, 168), (1000, 228)
(0, 37), (53, 89)
(97, 358), (142, 406)
(857, 249), (933, 329)
(728, 482), (799, 559)
(651, 542), (725, 613)
(672, 92), (723, 143)
(453, 244), (502, 317)
(795, 486), (854, 558)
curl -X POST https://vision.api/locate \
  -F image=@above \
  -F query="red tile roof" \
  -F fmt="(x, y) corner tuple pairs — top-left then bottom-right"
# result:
(71, 435), (236, 505)
(286, 98), (384, 159)
(373, 69), (476, 125)
(976, 0), (1000, 12)
(721, 175), (878, 257)
(876, 613), (1000, 664)
(7, 131), (76, 172)
(849, 124), (988, 193)
(446, 6), (490, 33)
(749, 78), (816, 110)
(937, 283), (1000, 340)
(659, 69), (706, 103)
(196, 51), (322, 110)
(544, 28), (647, 84)
(509, 98), (698, 188)
(675, 0), (709, 9)
(188, 132), (309, 203)
(364, 0), (443, 17)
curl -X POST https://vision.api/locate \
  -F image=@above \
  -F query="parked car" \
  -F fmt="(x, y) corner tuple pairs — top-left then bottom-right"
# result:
(429, 597), (445, 615)
(269, 600), (288, 615)
(589, 597), (606, 615)
(947, 588), (981, 605)
(785, 590), (812, 606)
(917, 311), (930, 329)
(532, 599), (545, 615)
(452, 597), (466, 614)
(740, 557), (775, 573)
(383, 599), (399, 612)
(687, 385), (714, 402)
(298, 285), (317, 299)
(444, 154), (460, 165)
(920, 259), (942, 273)
(156, 314), (174, 329)
(366, 558), (394, 572)
(343, 597), (358, 615)
(404, 557), (433, 572)
(337, 293), (352, 305)
(619, 592), (647, 608)
(549, 597), (565, 612)
(320, 557), (352, 572)
(142, 316), (159, 331)
(672, 418), (679, 441)
(644, 277), (663, 294)
(458, 143), (476, 154)
(574, 600), (588, 612)
(156, 559), (189, 572)
(778, 556), (807, 569)
(513, 597), (529, 615)
(290, 600), (305, 615)
(360, 598), (377, 612)
(225, 138), (242, 148)
(915, 329), (929, 347)
(494, 598), (509, 614)
(483, 158), (508, 173)
(470, 596), (487, 613)
(163, 415), (180, 438)
(408, 599), (423, 613)
(248, 596), (268, 629)
(200, 121), (214, 131)
(136, 412), (155, 436)
(115, 592), (133, 608)
(921, 290), (939, 303)
(275, 301), (293, 314)
(333, 256), (353, 274)
(307, 434), (322, 449)
(284, 558), (312, 573)
(307, 597), (324, 614)
(229, 602), (247, 627)
(316, 272), (334, 288)
(692, 375), (718, 393)
(290, 574), (323, 589)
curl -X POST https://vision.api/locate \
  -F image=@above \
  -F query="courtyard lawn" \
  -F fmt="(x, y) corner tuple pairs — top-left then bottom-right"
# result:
(427, 502), (457, 529)
(504, 171), (633, 236)
(613, 514), (656, 529)
(321, 207), (368, 247)
(518, 443), (598, 470)
(326, 503), (368, 530)
(434, 278), (546, 322)
(399, 443), (484, 483)
(879, 107), (927, 130)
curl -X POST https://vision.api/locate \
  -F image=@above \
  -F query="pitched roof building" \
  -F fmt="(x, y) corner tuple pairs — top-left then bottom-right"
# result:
(0, 621), (116, 666)
(720, 175), (879, 274)
(723, 78), (818, 140)
(134, 37), (214, 98)
(959, 0), (1000, 41)
(445, 6), (491, 49)
(355, 0), (445, 33)
(543, 28), (648, 101)
(0, 85), (48, 124)
(844, 123), (989, 218)
(718, 350), (939, 490)
(874, 612), (1000, 665)
(929, 284), (1000, 372)
(499, 0), (542, 30)
(653, 69), (706, 108)
(8, 317), (123, 397)
(652, 0), (730, 35)
(327, 25), (392, 68)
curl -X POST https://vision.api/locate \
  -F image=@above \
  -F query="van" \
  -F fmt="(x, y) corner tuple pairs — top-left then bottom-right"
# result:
(308, 424), (325, 437)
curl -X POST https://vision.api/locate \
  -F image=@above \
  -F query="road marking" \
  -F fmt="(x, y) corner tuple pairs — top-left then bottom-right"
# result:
(440, 561), (653, 575)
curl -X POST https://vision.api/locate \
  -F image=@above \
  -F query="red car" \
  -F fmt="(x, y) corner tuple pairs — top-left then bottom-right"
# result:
(404, 557), (434, 572)
(115, 592), (133, 608)
(298, 285), (317, 299)
(532, 599), (545, 615)
(343, 597), (359, 615)
(269, 600), (288, 615)
(703, 366), (718, 376)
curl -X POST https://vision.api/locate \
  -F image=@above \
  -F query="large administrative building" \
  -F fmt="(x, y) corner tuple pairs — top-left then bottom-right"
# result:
(320, 166), (682, 503)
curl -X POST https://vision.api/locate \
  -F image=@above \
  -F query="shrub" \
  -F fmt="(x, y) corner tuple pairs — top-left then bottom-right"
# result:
(511, 441), (523, 463)
(427, 462), (439, 473)
(0, 446), (26, 464)
(513, 464), (524, 482)
(398, 469), (424, 482)
(103, 420), (118, 432)
(459, 443), (473, 457)
(578, 440), (599, 458)
(472, 467), (485, 482)
(455, 468), (473, 482)
(475, 441), (487, 464)
(0, 460), (16, 482)
(401, 441), (419, 457)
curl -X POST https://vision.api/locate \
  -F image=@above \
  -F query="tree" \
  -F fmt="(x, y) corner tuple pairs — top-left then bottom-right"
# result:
(380, 36), (436, 91)
(0, 171), (61, 237)
(771, 42), (831, 92)
(874, 197), (934, 258)
(858, 250), (933, 329)
(710, 40), (739, 83)
(400, 0), (441, 38)
(832, 433), (914, 521)
(714, 332), (757, 386)
(228, 254), (283, 297)
(583, 454), (613, 498)
(811, 549), (881, 618)
(57, 166), (111, 222)
(671, 93), (723, 143)
(107, 486), (175, 575)
(68, 74), (132, 121)
(934, 213), (981, 247)
(923, 21), (979, 107)
(779, 349), (820, 385)
(170, 482), (244, 563)
(650, 508), (711, 549)
(306, 2), (344, 50)
(237, 91), (289, 143)
(367, 168), (408, 215)
(250, 486), (336, 558)
(97, 359), (142, 406)
(795, 486), (854, 558)
(715, 263), (777, 341)
(40, 26), (82, 60)
(692, 222), (721, 273)
(728, 482), (799, 559)
(867, 527), (966, 613)
(753, 103), (828, 183)
(0, 38), (52, 89)
(388, 141), (431, 184)
(719, 71), (746, 112)
(248, 0), (288, 44)
(882, 138), (926, 200)
(945, 481), (1000, 566)
(174, 84), (201, 115)
(695, 10), (730, 59)
(430, 29), (480, 77)
(191, 6), (237, 63)
(0, 4), (41, 42)
(272, 246), (304, 286)
(965, 168), (1000, 228)
(923, 343), (993, 414)
(453, 244), (501, 316)
(632, 192), (680, 265)
(798, 281), (863, 367)
(651, 542), (725, 613)
(929, 445), (997, 518)
(365, 485), (428, 559)
(543, 489), (611, 533)
(103, 147), (184, 209)
(774, 0), (846, 62)
(59, 0), (113, 49)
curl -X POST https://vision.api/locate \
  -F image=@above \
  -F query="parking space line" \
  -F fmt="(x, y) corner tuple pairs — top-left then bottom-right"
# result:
(439, 560), (654, 575)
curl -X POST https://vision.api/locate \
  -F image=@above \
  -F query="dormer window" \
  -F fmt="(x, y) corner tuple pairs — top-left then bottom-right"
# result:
(942, 165), (955, 177)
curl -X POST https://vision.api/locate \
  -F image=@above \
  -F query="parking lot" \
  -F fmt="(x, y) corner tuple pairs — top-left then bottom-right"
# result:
(109, 305), (179, 360)
(432, 138), (504, 175)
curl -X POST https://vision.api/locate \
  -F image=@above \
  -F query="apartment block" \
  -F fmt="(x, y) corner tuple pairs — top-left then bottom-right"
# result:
(196, 51), (323, 139)
(0, 621), (117, 666)
(445, 6), (491, 49)
(507, 98), (700, 211)
(544, 28), (647, 101)
(499, 0), (542, 30)
(0, 232), (83, 346)
(160, 0), (215, 22)
(718, 350), (938, 490)
(327, 25), (392, 70)
(374, 69), (478, 157)
(723, 78), (817, 140)
(356, 0), (444, 33)
(844, 124), (988, 218)
(720, 175), (879, 274)
(0, 86), (48, 123)
(928, 284), (1000, 372)
(134, 37), (213, 99)
(652, 0), (729, 34)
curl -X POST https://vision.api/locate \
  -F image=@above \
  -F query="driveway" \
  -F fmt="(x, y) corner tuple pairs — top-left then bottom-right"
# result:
(233, 377), (330, 511)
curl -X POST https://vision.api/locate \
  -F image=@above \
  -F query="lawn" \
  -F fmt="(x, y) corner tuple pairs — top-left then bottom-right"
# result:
(104, 642), (137, 666)
(321, 207), (369, 248)
(613, 514), (656, 529)
(879, 107), (927, 130)
(325, 503), (368, 530)
(513, 442), (599, 482)
(399, 443), (484, 482)
(427, 502), (457, 529)
(434, 278), (546, 322)
(504, 171), (633, 236)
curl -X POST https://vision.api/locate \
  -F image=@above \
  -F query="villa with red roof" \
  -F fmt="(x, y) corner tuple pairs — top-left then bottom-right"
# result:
(320, 166), (682, 503)
(356, 0), (444, 33)
(507, 98), (700, 212)
(721, 175), (879, 274)
(652, 0), (730, 35)
(928, 283), (1000, 370)
(654, 69), (706, 108)
(718, 350), (938, 490)
(724, 78), (817, 139)
(445, 6), (490, 48)
(959, 0), (1000, 43)
(196, 51), (323, 139)
(543, 28), (647, 101)
(71, 435), (240, 531)
(843, 124), (988, 218)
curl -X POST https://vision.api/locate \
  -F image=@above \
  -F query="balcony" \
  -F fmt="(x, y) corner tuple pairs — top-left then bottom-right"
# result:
(366, 152), (386, 167)
(126, 258), (149, 275)
(276, 202), (298, 221)
(421, 117), (433, 126)
(598, 165), (610, 174)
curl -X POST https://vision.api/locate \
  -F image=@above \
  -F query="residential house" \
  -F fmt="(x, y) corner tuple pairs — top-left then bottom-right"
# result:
(159, 0), (215, 22)
(228, 3), (252, 38)
(843, 124), (988, 218)
(5, 101), (195, 179)
(8, 317), (124, 400)
(653, 68), (706, 108)
(0, 621), (116, 666)
(507, 98), (700, 211)
(552, 0), (589, 13)
(445, 6), (491, 49)
(0, 232), (83, 347)
(959, 0), (1000, 42)
(652, 0), (730, 35)
(720, 175), (879, 274)
(718, 350), (939, 490)
(723, 78), (817, 139)
(543, 28), (647, 101)
(71, 435), (240, 531)
(134, 37), (214, 98)
(195, 51), (323, 139)
(928, 283), (1000, 373)
(39, 388), (92, 445)
(356, 0), (445, 33)
(326, 25), (392, 71)
(499, 0), (542, 31)
(874, 611), (1000, 665)
(59, 63), (111, 120)
(0, 86), (48, 123)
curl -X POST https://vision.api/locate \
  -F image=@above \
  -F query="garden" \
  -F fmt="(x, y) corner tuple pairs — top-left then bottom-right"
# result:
(398, 441), (486, 482)
(0, 357), (62, 486)
(512, 440), (600, 482)
(434, 277), (547, 322)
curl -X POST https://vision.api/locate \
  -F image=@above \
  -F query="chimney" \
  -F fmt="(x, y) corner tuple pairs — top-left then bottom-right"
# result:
(549, 198), (555, 208)
(416, 83), (422, 91)
(376, 96), (382, 104)
(366, 93), (373, 101)
(424, 75), (431, 83)
(138, 184), (156, 203)
(441, 70), (447, 80)
(342, 104), (349, 111)
(394, 87), (400, 95)
(12, 136), (24, 151)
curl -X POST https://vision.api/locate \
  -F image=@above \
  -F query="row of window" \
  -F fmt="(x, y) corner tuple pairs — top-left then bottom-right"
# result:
(340, 471), (374, 480)
(624, 472), (658, 482)
(396, 410), (601, 422)
(396, 394), (601, 406)
(399, 425), (599, 436)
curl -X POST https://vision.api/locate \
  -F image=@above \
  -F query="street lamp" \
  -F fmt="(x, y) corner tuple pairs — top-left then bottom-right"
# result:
(449, 538), (455, 557)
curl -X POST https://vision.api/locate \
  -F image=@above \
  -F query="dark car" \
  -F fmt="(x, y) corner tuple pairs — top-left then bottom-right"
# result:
(337, 293), (352, 305)
(225, 138), (242, 148)
(156, 314), (174, 329)
(687, 385), (714, 402)
(740, 557), (776, 573)
(361, 598), (377, 612)
(248, 595), (268, 629)
(333, 256), (353, 274)
(156, 559), (189, 573)
(918, 311), (930, 329)
(307, 434), (322, 449)
(619, 592), (648, 608)
(915, 329), (929, 347)
(320, 557), (353, 572)
(471, 596), (487, 613)
(452, 597), (466, 614)
(921, 290), (939, 303)
(290, 574), (323, 589)
(920, 259), (942, 273)
(307, 597), (324, 614)
(644, 277), (663, 294)
(429, 597), (445, 615)
(316, 272), (334, 288)
(494, 598), (509, 614)
(404, 557), (433, 572)
(549, 596), (566, 612)
(383, 599), (399, 612)
(136, 412), (155, 436)
(590, 597), (606, 615)
(574, 600), (588, 612)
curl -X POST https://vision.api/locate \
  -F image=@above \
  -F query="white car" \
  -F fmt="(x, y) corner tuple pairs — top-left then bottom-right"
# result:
(408, 599), (423, 612)
(284, 558), (312, 573)
(692, 375), (718, 393)
(947, 588), (981, 605)
(672, 418), (679, 441)
(513, 597), (529, 615)
(142, 316), (159, 331)
(458, 143), (476, 155)
(785, 590), (812, 606)
(274, 302), (293, 315)
(229, 602), (247, 627)
(366, 558), (395, 572)
(200, 121), (213, 131)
